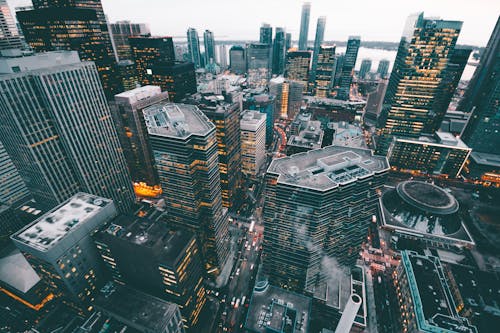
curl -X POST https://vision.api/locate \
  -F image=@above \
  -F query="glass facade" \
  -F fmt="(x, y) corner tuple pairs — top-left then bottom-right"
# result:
(313, 46), (336, 98)
(337, 36), (360, 100)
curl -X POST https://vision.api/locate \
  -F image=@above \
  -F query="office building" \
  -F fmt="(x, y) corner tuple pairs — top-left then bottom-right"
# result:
(203, 29), (215, 66)
(143, 103), (230, 276)
(337, 36), (360, 100)
(285, 50), (311, 87)
(463, 152), (500, 186)
(377, 13), (462, 154)
(387, 132), (471, 178)
(115, 59), (139, 92)
(287, 119), (323, 155)
(149, 61), (197, 101)
(113, 86), (170, 187)
(332, 53), (344, 89)
(94, 216), (206, 328)
(376, 59), (390, 78)
(217, 44), (228, 69)
(260, 23), (272, 45)
(229, 45), (246, 74)
(245, 94), (276, 145)
(0, 0), (22, 50)
(314, 46), (336, 97)
(358, 59), (372, 80)
(11, 193), (117, 304)
(269, 76), (304, 119)
(246, 43), (271, 86)
(196, 99), (242, 209)
(263, 146), (388, 291)
(393, 251), (477, 333)
(187, 27), (202, 68)
(240, 110), (267, 177)
(272, 27), (286, 75)
(381, 181), (475, 249)
(0, 141), (31, 207)
(17, 1), (117, 96)
(364, 80), (388, 126)
(286, 32), (292, 50)
(129, 36), (175, 85)
(310, 16), (326, 86)
(93, 284), (185, 333)
(298, 2), (311, 50)
(110, 20), (150, 61)
(459, 17), (500, 155)
(0, 51), (135, 213)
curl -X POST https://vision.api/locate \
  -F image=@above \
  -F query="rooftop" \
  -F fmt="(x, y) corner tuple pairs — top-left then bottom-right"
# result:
(330, 122), (366, 149)
(469, 152), (500, 168)
(395, 132), (470, 150)
(288, 120), (323, 150)
(143, 102), (214, 139)
(245, 284), (311, 333)
(114, 85), (162, 102)
(12, 193), (112, 251)
(241, 110), (267, 130)
(401, 251), (477, 333)
(0, 51), (81, 74)
(268, 146), (389, 191)
(94, 284), (179, 333)
(0, 247), (40, 294)
(396, 181), (459, 215)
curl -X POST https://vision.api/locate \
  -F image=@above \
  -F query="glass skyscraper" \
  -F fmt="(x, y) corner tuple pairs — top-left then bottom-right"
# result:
(272, 27), (286, 75)
(298, 2), (311, 50)
(309, 16), (326, 88)
(110, 20), (150, 61)
(260, 23), (272, 45)
(187, 27), (202, 68)
(313, 46), (336, 97)
(337, 36), (360, 100)
(203, 29), (215, 66)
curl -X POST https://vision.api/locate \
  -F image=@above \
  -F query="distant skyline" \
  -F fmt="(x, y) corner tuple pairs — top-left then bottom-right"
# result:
(8, 0), (499, 46)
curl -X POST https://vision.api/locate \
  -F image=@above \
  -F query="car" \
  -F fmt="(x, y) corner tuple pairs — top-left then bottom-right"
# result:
(236, 268), (240, 276)
(231, 297), (236, 306)
(250, 264), (255, 270)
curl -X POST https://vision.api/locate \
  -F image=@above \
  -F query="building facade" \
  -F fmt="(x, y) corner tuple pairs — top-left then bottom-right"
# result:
(285, 50), (311, 88)
(240, 110), (267, 177)
(314, 46), (336, 98)
(0, 0), (22, 50)
(129, 36), (175, 85)
(298, 2), (311, 50)
(187, 27), (202, 68)
(246, 43), (271, 86)
(359, 59), (372, 80)
(272, 27), (286, 75)
(0, 141), (31, 207)
(337, 36), (360, 100)
(309, 16), (326, 87)
(229, 45), (246, 74)
(110, 21), (150, 61)
(376, 59), (390, 79)
(269, 77), (304, 119)
(203, 29), (215, 66)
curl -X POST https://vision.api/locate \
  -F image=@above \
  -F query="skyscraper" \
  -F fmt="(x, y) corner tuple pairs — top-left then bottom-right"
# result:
(0, 0), (22, 50)
(129, 36), (175, 85)
(240, 111), (267, 177)
(260, 23), (272, 45)
(217, 44), (228, 69)
(359, 58), (372, 79)
(314, 46), (336, 97)
(337, 36), (360, 100)
(143, 103), (230, 276)
(149, 61), (197, 101)
(309, 16), (326, 86)
(229, 45), (246, 74)
(113, 86), (170, 187)
(115, 59), (139, 92)
(269, 77), (304, 119)
(298, 2), (311, 50)
(460, 17), (500, 154)
(187, 27), (202, 68)
(203, 29), (215, 66)
(17, 0), (118, 97)
(285, 50), (311, 87)
(376, 59), (390, 78)
(272, 27), (286, 75)
(263, 146), (388, 291)
(0, 141), (31, 207)
(246, 43), (271, 86)
(0, 51), (135, 213)
(285, 32), (292, 50)
(377, 13), (462, 154)
(110, 20), (150, 61)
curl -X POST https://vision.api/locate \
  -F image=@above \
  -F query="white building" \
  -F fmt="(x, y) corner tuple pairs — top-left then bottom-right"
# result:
(240, 110), (266, 177)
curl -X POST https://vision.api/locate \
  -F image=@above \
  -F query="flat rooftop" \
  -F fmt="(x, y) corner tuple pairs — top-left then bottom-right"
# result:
(330, 122), (366, 149)
(245, 284), (311, 333)
(470, 152), (500, 168)
(268, 146), (389, 191)
(396, 132), (470, 150)
(401, 251), (477, 333)
(12, 193), (112, 251)
(114, 85), (161, 101)
(288, 120), (323, 149)
(0, 50), (81, 74)
(241, 110), (266, 130)
(143, 102), (214, 139)
(94, 284), (179, 333)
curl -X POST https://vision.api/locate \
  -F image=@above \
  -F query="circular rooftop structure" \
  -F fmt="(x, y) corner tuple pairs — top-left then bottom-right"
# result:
(396, 181), (459, 215)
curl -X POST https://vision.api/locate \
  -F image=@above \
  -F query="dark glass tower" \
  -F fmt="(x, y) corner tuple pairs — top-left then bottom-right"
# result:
(309, 16), (326, 87)
(460, 17), (500, 154)
(359, 58), (372, 79)
(377, 13), (463, 154)
(272, 27), (286, 75)
(260, 23), (272, 45)
(337, 36), (360, 100)
(229, 45), (246, 74)
(298, 2), (311, 50)
(377, 59), (390, 78)
(187, 27), (202, 68)
(128, 36), (175, 85)
(203, 29), (215, 66)
(110, 21), (150, 61)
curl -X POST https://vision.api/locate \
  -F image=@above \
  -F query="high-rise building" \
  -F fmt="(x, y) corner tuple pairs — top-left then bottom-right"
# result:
(285, 32), (292, 50)
(217, 44), (228, 69)
(94, 215), (206, 329)
(263, 146), (388, 291)
(376, 59), (390, 79)
(337, 36), (360, 100)
(203, 29), (215, 66)
(0, 0), (22, 50)
(240, 110), (267, 177)
(17, 0), (118, 97)
(285, 50), (311, 87)
(187, 27), (202, 68)
(197, 101), (242, 209)
(269, 76), (304, 119)
(0, 51), (135, 213)
(0, 141), (31, 207)
(113, 86), (170, 186)
(11, 193), (117, 304)
(459, 17), (500, 154)
(298, 2), (311, 50)
(309, 16), (326, 86)
(129, 36), (175, 85)
(110, 20), (150, 61)
(332, 53), (345, 89)
(143, 103), (230, 276)
(314, 46), (336, 97)
(272, 27), (286, 75)
(246, 43), (271, 86)
(364, 80), (388, 125)
(115, 59), (139, 93)
(260, 23), (272, 45)
(149, 61), (197, 102)
(358, 58), (372, 80)
(229, 45), (246, 74)
(245, 94), (276, 145)
(377, 13), (462, 154)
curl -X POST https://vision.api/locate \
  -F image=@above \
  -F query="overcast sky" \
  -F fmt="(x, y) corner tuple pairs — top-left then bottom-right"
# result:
(8, 0), (500, 46)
